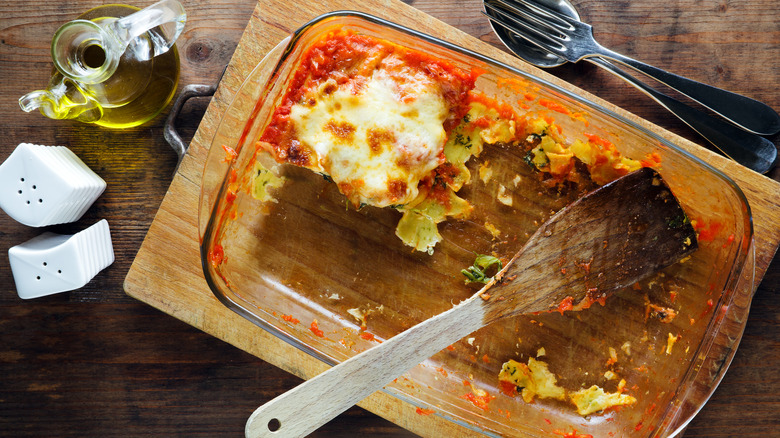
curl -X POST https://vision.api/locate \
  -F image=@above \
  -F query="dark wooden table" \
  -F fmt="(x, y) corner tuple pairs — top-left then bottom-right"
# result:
(1, 0), (778, 436)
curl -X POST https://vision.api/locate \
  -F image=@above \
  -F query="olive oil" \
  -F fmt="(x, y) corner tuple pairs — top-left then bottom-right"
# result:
(20, 2), (183, 128)
(75, 5), (180, 128)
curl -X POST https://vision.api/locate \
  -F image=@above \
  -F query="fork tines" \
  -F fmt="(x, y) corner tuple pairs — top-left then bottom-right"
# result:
(488, 0), (575, 29)
(483, 0), (585, 59)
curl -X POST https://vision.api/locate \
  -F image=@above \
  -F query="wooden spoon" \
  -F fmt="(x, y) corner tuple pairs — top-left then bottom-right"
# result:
(245, 167), (697, 438)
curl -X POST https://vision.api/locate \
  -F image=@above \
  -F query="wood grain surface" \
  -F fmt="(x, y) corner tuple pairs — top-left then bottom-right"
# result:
(1, 0), (778, 437)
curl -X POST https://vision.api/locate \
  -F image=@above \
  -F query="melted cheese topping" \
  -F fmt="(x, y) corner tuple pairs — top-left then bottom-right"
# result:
(289, 65), (449, 207)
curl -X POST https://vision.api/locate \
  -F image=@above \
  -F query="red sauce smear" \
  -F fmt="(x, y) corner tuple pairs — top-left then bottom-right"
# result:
(499, 380), (518, 397)
(557, 296), (574, 314)
(694, 219), (723, 242)
(700, 299), (715, 319)
(281, 314), (299, 325)
(359, 331), (381, 343)
(460, 392), (494, 411)
(221, 144), (237, 162)
(208, 244), (224, 268)
(539, 98), (571, 115)
(554, 429), (593, 438)
(640, 152), (662, 167)
(584, 133), (615, 149)
(415, 407), (435, 416)
(309, 320), (325, 337)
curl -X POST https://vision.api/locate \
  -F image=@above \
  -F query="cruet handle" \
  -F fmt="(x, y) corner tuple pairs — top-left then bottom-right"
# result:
(109, 0), (187, 60)
(19, 74), (103, 123)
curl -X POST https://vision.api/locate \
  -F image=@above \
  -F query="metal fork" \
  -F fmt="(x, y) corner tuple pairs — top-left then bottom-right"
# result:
(483, 0), (780, 137)
(483, 0), (778, 173)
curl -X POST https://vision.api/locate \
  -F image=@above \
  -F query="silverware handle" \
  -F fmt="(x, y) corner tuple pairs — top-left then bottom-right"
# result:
(593, 47), (780, 136)
(588, 57), (777, 174)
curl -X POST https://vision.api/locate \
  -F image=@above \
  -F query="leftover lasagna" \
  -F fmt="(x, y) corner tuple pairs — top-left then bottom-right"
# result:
(253, 30), (650, 253)
(499, 358), (637, 416)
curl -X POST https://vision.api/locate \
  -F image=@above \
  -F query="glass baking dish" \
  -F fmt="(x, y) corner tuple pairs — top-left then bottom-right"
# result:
(199, 11), (755, 437)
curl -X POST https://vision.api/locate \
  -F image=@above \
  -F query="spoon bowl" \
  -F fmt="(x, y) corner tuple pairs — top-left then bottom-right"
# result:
(485, 0), (578, 67)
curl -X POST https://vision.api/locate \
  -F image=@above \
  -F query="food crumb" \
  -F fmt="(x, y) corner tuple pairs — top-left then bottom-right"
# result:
(665, 333), (679, 355)
(347, 307), (373, 329)
(484, 221), (501, 238)
(497, 184), (513, 206)
(645, 302), (677, 323)
(498, 358), (566, 403)
(570, 385), (637, 416)
(347, 308), (364, 322)
(479, 161), (493, 183)
(606, 347), (618, 366)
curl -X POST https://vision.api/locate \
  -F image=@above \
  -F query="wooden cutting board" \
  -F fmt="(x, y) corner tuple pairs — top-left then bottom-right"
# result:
(124, 0), (780, 436)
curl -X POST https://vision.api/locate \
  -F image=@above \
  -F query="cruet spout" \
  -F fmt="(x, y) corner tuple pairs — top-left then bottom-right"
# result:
(110, 0), (186, 60)
(19, 76), (103, 123)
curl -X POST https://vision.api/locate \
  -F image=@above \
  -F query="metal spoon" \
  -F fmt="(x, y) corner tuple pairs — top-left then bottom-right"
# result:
(484, 0), (778, 174)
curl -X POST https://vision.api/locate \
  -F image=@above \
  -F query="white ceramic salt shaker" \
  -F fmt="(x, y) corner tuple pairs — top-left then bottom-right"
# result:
(0, 143), (106, 227)
(8, 219), (115, 299)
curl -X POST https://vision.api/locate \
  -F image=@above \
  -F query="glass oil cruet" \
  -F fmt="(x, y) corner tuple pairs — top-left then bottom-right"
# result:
(19, 0), (186, 128)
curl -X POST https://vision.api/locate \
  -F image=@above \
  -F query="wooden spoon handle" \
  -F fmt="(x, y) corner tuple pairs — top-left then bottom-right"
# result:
(245, 295), (486, 438)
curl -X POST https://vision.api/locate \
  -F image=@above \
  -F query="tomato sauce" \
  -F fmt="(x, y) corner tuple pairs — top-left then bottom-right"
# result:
(258, 30), (480, 168)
